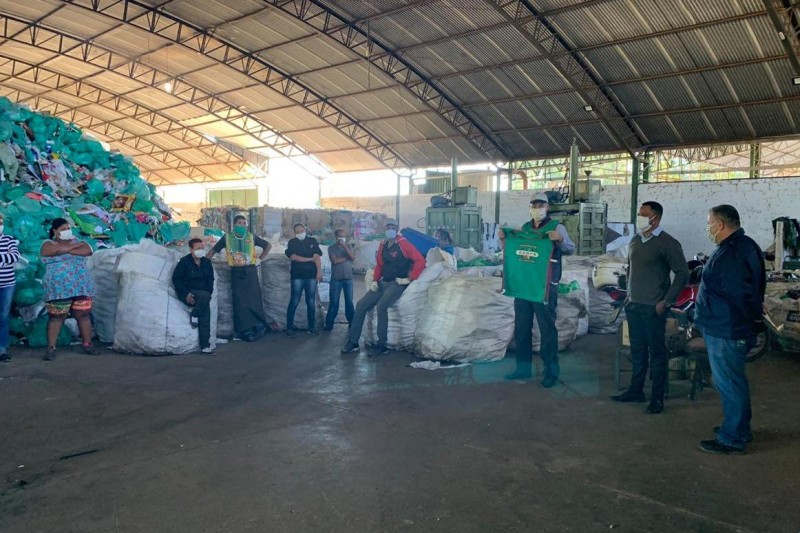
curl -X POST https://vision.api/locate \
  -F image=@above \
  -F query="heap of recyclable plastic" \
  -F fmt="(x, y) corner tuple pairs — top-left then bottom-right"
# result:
(0, 96), (190, 347)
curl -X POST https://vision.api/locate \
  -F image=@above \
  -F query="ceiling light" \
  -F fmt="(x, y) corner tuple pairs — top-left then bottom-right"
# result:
(793, 77), (800, 86)
(583, 105), (594, 112)
(163, 81), (173, 93)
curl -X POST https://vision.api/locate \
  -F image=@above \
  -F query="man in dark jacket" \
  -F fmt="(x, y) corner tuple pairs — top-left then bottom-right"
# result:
(611, 201), (689, 414)
(340, 219), (425, 357)
(172, 238), (215, 354)
(696, 204), (765, 455)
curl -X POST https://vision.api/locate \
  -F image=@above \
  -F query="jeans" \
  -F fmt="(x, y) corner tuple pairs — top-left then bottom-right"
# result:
(0, 284), (14, 351)
(705, 333), (753, 449)
(348, 281), (406, 346)
(189, 290), (212, 349)
(287, 278), (318, 331)
(513, 285), (559, 378)
(625, 302), (668, 401)
(326, 279), (354, 328)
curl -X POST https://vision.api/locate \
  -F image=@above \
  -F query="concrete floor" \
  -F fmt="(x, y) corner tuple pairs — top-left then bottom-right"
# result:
(1, 329), (799, 533)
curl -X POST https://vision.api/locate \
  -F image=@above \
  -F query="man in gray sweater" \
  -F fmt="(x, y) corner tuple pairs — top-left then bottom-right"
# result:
(611, 201), (689, 414)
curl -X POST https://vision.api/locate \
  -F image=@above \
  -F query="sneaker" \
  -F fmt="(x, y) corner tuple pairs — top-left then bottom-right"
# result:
(286, 328), (297, 338)
(0, 352), (10, 362)
(82, 344), (101, 356)
(504, 370), (533, 381)
(340, 342), (360, 354)
(307, 329), (318, 337)
(322, 325), (333, 332)
(714, 426), (754, 443)
(609, 391), (646, 403)
(201, 347), (216, 355)
(43, 347), (57, 361)
(698, 439), (745, 455)
(367, 343), (388, 357)
(190, 316), (199, 329)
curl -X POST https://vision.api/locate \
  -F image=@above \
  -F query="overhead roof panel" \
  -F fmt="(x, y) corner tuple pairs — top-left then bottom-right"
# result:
(288, 128), (359, 152)
(213, 9), (314, 52)
(40, 4), (121, 39)
(332, 87), (429, 121)
(181, 64), (255, 94)
(254, 107), (327, 132)
(261, 35), (360, 75)
(158, 0), (266, 29)
(92, 26), (173, 58)
(41, 55), (106, 79)
(139, 44), (219, 77)
(0, 0), (61, 21)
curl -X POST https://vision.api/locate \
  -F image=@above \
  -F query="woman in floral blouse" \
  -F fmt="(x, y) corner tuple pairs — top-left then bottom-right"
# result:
(40, 218), (99, 360)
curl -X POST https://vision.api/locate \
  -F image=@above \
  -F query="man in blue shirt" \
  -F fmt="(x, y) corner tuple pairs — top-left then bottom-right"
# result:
(695, 204), (765, 455)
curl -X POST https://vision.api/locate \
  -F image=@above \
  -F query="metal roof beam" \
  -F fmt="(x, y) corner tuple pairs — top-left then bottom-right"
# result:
(486, 0), (644, 154)
(762, 0), (800, 74)
(0, 11), (313, 162)
(263, 0), (507, 160)
(60, 0), (406, 169)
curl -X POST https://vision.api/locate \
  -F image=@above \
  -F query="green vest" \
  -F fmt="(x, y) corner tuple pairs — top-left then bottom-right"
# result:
(503, 219), (559, 303)
(225, 232), (256, 267)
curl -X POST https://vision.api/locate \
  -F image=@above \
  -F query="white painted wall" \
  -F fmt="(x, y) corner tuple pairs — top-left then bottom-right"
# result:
(322, 177), (799, 258)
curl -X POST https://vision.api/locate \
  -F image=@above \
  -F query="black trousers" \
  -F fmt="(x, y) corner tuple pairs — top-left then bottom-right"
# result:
(190, 290), (212, 349)
(513, 285), (559, 376)
(625, 302), (668, 401)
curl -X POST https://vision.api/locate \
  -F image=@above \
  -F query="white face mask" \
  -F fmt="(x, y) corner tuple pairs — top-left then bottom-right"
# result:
(338, 237), (346, 243)
(193, 249), (207, 258)
(706, 223), (720, 244)
(530, 207), (547, 221)
(59, 229), (74, 241)
(636, 216), (653, 234)
(296, 232), (306, 241)
(385, 229), (397, 239)
(0, 225), (4, 234)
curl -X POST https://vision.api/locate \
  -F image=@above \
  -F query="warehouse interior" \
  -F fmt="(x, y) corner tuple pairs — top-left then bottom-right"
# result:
(1, 1), (800, 531)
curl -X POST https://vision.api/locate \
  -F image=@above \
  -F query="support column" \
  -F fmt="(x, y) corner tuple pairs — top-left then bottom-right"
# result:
(749, 143), (761, 179)
(396, 172), (401, 226)
(630, 156), (640, 223)
(451, 157), (458, 191)
(495, 165), (502, 224)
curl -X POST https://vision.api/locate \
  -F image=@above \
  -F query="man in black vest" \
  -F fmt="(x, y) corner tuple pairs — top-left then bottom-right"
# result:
(502, 192), (575, 387)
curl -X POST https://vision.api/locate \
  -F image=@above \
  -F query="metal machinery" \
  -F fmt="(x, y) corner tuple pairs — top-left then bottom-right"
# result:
(547, 141), (608, 256)
(426, 183), (483, 252)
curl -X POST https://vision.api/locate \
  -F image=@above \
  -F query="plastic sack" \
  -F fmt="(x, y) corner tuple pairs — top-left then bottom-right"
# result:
(352, 240), (380, 274)
(531, 283), (587, 352)
(127, 222), (150, 242)
(414, 276), (513, 362)
(212, 262), (234, 338)
(9, 316), (28, 336)
(86, 247), (126, 343)
(363, 262), (457, 351)
(260, 255), (322, 330)
(27, 315), (73, 348)
(14, 280), (43, 307)
(111, 241), (218, 355)
(85, 178), (105, 202)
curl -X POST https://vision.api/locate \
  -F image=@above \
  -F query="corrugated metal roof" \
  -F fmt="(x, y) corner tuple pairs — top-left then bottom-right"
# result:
(0, 0), (798, 181)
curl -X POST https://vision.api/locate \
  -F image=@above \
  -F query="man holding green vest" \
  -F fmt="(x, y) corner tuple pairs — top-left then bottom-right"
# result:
(501, 192), (575, 387)
(208, 214), (271, 341)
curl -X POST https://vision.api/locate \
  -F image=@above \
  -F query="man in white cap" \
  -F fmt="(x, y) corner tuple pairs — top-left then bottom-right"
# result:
(501, 192), (575, 387)
(341, 219), (425, 357)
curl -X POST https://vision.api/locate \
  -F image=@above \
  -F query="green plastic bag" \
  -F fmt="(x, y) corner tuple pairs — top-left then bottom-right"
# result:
(132, 199), (154, 213)
(13, 195), (42, 214)
(127, 222), (150, 242)
(20, 238), (45, 255)
(27, 315), (73, 348)
(9, 316), (28, 336)
(14, 265), (37, 283)
(14, 280), (43, 307)
(13, 214), (46, 241)
(85, 178), (105, 201)
(5, 186), (31, 202)
(160, 221), (190, 243)
(558, 280), (581, 294)
(41, 205), (64, 221)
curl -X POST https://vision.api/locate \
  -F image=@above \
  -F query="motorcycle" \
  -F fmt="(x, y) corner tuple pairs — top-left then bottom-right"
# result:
(598, 254), (769, 362)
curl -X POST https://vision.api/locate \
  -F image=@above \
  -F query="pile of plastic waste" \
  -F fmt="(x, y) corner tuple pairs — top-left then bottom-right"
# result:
(0, 97), (190, 347)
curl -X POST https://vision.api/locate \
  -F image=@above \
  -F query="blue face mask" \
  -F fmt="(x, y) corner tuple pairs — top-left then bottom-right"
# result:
(385, 229), (397, 239)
